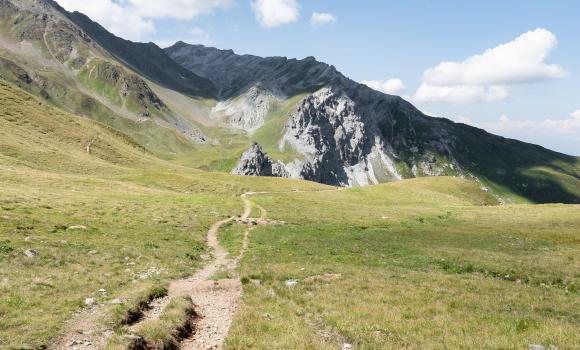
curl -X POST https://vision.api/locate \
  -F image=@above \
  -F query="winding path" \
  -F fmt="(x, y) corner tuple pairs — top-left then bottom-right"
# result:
(50, 189), (336, 349)
(156, 191), (273, 350)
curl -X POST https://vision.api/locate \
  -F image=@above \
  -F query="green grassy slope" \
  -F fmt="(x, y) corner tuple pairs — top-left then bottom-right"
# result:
(0, 1), (203, 158)
(228, 177), (580, 349)
(403, 115), (580, 204)
(0, 80), (163, 173)
(449, 121), (580, 204)
(0, 81), (578, 349)
(0, 81), (327, 348)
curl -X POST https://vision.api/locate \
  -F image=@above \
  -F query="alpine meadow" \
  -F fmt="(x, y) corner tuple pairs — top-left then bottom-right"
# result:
(0, 1), (578, 350)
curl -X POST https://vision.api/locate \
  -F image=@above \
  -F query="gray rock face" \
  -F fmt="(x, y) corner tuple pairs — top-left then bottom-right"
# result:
(281, 84), (465, 186)
(169, 41), (463, 187)
(232, 85), (459, 187)
(232, 143), (289, 178)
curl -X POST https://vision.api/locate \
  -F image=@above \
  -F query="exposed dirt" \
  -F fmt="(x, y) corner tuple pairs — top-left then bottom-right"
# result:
(176, 192), (278, 350)
(48, 189), (333, 350)
(47, 304), (112, 350)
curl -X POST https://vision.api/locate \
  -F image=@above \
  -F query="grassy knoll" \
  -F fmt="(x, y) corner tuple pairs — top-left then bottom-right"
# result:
(228, 178), (580, 349)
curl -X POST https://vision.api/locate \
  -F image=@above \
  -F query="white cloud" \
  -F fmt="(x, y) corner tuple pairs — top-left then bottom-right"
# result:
(188, 27), (213, 45)
(454, 111), (580, 135)
(127, 0), (232, 20)
(310, 12), (337, 27)
(251, 0), (300, 28)
(453, 112), (580, 155)
(57, 0), (155, 40)
(362, 79), (406, 95)
(55, 0), (232, 41)
(413, 28), (566, 104)
(414, 84), (510, 104)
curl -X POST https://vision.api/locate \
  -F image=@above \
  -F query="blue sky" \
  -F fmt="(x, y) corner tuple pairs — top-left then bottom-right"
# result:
(56, 0), (580, 156)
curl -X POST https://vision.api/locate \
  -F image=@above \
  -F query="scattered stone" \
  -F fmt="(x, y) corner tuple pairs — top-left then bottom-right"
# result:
(304, 273), (341, 283)
(24, 249), (39, 258)
(529, 345), (546, 350)
(110, 298), (124, 305)
(250, 279), (261, 286)
(98, 289), (107, 294)
(138, 267), (162, 279)
(88, 250), (98, 255)
(68, 225), (87, 230)
(84, 298), (96, 307)
(24, 236), (33, 242)
(285, 279), (298, 287)
(342, 343), (353, 350)
(0, 215), (11, 221)
(263, 313), (273, 320)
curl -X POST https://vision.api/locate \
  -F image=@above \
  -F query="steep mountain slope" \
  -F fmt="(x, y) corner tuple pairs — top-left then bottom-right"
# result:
(0, 79), (163, 173)
(166, 41), (338, 99)
(55, 7), (217, 99)
(0, 0), (213, 157)
(167, 43), (580, 204)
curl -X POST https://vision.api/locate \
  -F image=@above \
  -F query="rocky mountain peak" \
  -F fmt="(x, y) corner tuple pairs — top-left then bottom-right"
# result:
(165, 42), (341, 99)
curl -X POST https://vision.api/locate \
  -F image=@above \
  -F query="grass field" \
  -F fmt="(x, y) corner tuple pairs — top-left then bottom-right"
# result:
(0, 80), (578, 349)
(227, 179), (580, 349)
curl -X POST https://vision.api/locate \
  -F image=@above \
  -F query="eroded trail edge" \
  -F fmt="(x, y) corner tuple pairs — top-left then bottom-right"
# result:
(50, 189), (327, 350)
(173, 191), (277, 350)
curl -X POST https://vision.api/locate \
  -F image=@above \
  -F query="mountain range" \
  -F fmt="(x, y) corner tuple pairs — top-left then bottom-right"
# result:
(0, 0), (578, 203)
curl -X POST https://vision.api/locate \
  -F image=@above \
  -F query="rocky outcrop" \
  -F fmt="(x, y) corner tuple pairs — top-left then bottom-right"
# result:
(232, 143), (289, 177)
(169, 41), (461, 186)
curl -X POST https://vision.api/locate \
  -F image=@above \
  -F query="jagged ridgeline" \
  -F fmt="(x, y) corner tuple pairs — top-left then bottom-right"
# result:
(0, 0), (579, 203)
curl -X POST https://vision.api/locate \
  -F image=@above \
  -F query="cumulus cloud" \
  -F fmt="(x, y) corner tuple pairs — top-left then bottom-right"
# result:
(455, 110), (580, 135)
(362, 79), (406, 95)
(55, 0), (232, 41)
(187, 27), (213, 45)
(310, 12), (337, 27)
(56, 0), (155, 40)
(414, 28), (566, 104)
(126, 0), (232, 20)
(252, 0), (300, 28)
(414, 84), (510, 104)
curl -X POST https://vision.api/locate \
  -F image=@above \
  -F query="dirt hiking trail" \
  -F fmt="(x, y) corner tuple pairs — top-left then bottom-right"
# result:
(49, 189), (334, 350)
